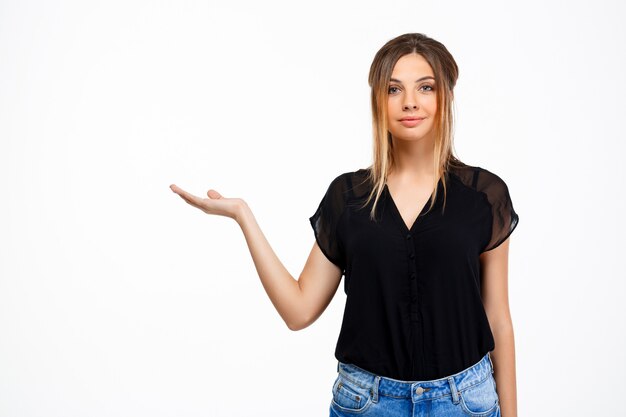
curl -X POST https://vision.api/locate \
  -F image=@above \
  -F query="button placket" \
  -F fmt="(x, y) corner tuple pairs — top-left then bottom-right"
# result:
(406, 232), (420, 322)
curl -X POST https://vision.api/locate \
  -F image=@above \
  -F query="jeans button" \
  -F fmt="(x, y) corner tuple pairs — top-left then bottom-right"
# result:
(416, 386), (424, 395)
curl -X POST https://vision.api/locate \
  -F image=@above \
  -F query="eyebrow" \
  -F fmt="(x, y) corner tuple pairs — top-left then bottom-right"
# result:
(389, 76), (435, 83)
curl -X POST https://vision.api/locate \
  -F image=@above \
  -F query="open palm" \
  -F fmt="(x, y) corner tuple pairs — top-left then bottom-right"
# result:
(169, 184), (243, 220)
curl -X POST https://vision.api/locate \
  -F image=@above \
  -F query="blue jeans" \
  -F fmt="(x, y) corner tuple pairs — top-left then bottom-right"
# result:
(329, 352), (500, 417)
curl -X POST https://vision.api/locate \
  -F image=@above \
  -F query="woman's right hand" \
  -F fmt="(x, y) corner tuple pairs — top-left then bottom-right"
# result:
(169, 183), (342, 331)
(169, 184), (245, 221)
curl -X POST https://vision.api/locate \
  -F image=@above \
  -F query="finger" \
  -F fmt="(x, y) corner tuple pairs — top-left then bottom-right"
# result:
(170, 184), (193, 199)
(171, 185), (203, 206)
(182, 192), (203, 207)
(207, 189), (222, 199)
(170, 184), (182, 194)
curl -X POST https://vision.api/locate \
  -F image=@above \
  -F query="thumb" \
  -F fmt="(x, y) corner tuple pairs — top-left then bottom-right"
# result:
(207, 189), (223, 199)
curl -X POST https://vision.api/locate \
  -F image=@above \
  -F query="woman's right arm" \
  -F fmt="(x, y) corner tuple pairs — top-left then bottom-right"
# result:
(236, 201), (342, 330)
(170, 184), (342, 331)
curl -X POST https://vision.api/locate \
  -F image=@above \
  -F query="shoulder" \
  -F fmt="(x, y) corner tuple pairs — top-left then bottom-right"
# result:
(327, 168), (370, 188)
(325, 170), (356, 191)
(318, 168), (375, 203)
(316, 169), (364, 201)
(463, 166), (517, 214)
(474, 166), (513, 196)
(447, 162), (511, 193)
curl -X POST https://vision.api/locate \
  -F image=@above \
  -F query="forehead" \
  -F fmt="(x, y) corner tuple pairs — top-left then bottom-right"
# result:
(391, 53), (434, 79)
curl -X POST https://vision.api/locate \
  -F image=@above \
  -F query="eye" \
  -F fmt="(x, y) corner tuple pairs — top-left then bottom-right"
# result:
(388, 85), (400, 94)
(420, 84), (435, 92)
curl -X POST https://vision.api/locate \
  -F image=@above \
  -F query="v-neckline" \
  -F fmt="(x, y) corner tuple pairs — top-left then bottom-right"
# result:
(384, 179), (440, 234)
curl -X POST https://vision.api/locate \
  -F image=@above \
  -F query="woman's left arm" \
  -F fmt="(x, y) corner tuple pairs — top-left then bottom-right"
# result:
(480, 237), (518, 417)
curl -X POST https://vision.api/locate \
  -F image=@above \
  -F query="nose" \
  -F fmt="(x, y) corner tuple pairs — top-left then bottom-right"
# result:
(402, 91), (418, 110)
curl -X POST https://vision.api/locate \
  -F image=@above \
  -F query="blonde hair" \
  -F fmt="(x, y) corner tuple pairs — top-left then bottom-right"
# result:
(359, 33), (466, 221)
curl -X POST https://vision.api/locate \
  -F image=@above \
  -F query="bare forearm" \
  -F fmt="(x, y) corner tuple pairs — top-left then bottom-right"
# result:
(491, 324), (518, 417)
(235, 200), (304, 330)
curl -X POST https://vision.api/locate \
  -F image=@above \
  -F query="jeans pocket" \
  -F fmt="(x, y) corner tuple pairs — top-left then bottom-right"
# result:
(459, 374), (500, 416)
(330, 373), (373, 414)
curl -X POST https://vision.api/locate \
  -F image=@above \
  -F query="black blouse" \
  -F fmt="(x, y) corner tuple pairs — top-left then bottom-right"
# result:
(309, 163), (519, 381)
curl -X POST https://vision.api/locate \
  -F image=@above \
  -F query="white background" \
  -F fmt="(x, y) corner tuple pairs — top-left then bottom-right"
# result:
(1, 0), (624, 416)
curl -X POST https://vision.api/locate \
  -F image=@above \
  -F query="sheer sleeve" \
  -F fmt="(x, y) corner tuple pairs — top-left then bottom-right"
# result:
(308, 173), (348, 273)
(478, 168), (520, 253)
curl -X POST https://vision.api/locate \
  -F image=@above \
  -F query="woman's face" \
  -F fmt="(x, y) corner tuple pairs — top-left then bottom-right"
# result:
(387, 53), (437, 144)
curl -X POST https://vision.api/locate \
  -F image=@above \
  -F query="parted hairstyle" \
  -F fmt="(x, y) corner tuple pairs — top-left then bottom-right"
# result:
(360, 33), (466, 221)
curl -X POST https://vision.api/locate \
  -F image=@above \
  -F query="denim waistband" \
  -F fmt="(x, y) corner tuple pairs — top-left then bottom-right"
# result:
(336, 352), (494, 403)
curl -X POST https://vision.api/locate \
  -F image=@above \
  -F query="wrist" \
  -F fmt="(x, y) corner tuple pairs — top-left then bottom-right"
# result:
(234, 199), (250, 225)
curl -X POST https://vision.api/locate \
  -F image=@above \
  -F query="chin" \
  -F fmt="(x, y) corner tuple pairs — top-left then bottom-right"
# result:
(392, 132), (436, 144)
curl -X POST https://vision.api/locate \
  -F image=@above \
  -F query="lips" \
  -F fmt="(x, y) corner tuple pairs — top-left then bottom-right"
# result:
(399, 117), (425, 127)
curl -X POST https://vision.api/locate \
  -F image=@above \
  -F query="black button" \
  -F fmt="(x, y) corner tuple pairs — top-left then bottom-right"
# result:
(410, 273), (416, 280)
(406, 234), (412, 240)
(410, 253), (415, 259)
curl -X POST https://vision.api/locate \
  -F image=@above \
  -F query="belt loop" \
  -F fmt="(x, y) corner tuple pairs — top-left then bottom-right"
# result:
(447, 376), (460, 404)
(337, 361), (340, 373)
(487, 351), (495, 374)
(370, 376), (380, 403)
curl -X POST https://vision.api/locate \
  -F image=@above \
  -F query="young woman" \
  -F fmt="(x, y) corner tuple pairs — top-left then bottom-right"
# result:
(170, 33), (519, 417)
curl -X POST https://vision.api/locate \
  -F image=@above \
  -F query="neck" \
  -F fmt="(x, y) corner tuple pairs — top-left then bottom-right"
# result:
(388, 135), (436, 181)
